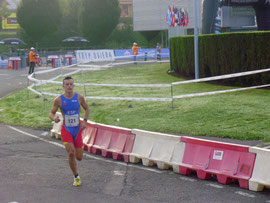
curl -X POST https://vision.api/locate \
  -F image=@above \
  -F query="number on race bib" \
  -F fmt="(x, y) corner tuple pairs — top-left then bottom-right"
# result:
(65, 114), (79, 127)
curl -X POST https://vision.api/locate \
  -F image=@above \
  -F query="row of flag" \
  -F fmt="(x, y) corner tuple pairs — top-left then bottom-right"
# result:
(166, 5), (189, 27)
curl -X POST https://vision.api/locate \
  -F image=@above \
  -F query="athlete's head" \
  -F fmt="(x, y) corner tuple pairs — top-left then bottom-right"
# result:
(63, 76), (74, 93)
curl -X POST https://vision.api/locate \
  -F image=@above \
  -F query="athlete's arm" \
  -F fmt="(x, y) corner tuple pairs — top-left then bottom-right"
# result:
(49, 97), (61, 123)
(79, 94), (89, 130)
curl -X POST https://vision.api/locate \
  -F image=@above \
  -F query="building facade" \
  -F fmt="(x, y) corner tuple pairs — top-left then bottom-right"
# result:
(132, 0), (268, 35)
(119, 0), (133, 18)
(133, 0), (200, 32)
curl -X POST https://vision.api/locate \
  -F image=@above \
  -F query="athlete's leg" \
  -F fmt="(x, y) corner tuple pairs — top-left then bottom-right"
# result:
(74, 130), (84, 161)
(65, 143), (78, 176)
(75, 148), (83, 161)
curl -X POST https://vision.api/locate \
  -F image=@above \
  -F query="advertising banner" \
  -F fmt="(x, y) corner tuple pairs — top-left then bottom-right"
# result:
(114, 48), (170, 60)
(75, 50), (115, 63)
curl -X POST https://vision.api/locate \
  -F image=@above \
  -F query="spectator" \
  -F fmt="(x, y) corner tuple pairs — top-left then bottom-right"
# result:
(156, 42), (162, 60)
(132, 42), (141, 64)
(28, 47), (37, 74)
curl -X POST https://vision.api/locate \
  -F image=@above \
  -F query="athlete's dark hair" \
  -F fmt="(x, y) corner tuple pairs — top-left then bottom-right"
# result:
(63, 76), (73, 83)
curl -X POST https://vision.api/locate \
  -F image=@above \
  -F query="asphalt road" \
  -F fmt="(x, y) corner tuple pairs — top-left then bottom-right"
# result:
(0, 67), (270, 203)
(0, 68), (29, 99)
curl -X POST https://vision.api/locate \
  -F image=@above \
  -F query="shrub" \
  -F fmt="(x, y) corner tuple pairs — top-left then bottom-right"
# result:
(170, 31), (270, 86)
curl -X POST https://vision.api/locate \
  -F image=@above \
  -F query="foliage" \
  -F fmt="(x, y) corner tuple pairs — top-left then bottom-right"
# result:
(17, 0), (62, 43)
(57, 0), (82, 38)
(105, 23), (148, 49)
(170, 31), (270, 86)
(0, 0), (10, 18)
(78, 0), (121, 45)
(140, 31), (160, 42)
(12, 0), (158, 49)
(0, 0), (10, 30)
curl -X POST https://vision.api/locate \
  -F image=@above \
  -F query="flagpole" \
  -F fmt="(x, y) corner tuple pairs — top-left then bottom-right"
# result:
(194, 0), (199, 79)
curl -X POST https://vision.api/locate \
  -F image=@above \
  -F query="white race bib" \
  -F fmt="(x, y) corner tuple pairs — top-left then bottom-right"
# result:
(65, 114), (79, 127)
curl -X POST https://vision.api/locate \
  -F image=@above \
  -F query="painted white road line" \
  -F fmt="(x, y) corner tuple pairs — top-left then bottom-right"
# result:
(8, 126), (162, 174)
(206, 183), (224, 189)
(235, 191), (255, 198)
(179, 176), (197, 182)
(9, 126), (64, 148)
(114, 171), (125, 176)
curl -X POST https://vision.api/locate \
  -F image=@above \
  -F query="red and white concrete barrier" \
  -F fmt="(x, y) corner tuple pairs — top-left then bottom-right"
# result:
(249, 147), (270, 191)
(50, 112), (63, 140)
(90, 123), (135, 162)
(130, 129), (185, 171)
(81, 121), (97, 152)
(180, 136), (256, 189)
(50, 117), (270, 192)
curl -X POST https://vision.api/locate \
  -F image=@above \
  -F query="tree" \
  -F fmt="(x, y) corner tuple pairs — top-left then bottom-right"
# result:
(59, 0), (82, 37)
(79, 0), (121, 45)
(0, 0), (11, 30)
(38, 0), (83, 48)
(0, 0), (10, 18)
(17, 0), (62, 44)
(140, 31), (160, 42)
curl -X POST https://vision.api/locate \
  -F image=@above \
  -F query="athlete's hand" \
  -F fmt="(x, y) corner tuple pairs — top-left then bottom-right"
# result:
(54, 116), (60, 123)
(80, 120), (87, 130)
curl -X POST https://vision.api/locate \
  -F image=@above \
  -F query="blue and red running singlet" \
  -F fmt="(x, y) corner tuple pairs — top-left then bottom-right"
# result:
(61, 93), (80, 141)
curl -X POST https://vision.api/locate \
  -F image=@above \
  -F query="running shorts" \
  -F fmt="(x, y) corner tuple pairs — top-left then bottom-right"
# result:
(61, 125), (83, 149)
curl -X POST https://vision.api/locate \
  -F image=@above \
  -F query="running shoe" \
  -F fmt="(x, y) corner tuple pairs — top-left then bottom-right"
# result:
(73, 176), (81, 186)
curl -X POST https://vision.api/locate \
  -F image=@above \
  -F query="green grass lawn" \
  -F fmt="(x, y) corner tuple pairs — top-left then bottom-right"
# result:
(0, 63), (270, 141)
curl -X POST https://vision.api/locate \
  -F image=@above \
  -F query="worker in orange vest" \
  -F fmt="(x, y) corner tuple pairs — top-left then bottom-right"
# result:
(29, 47), (37, 74)
(132, 42), (141, 64)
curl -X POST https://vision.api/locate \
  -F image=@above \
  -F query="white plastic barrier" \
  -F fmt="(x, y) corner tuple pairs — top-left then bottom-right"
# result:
(249, 147), (270, 191)
(130, 129), (185, 172)
(50, 112), (63, 140)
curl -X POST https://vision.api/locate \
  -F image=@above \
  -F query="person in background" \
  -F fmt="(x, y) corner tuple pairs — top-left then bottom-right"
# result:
(132, 42), (141, 64)
(156, 42), (162, 61)
(28, 47), (37, 74)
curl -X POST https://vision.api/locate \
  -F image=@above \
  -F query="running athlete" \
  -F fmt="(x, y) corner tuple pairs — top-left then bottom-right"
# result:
(49, 76), (89, 186)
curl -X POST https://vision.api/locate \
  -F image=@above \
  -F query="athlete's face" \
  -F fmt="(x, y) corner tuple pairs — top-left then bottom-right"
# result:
(63, 79), (74, 93)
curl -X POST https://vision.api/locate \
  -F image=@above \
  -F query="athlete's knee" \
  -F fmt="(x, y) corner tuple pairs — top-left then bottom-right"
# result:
(68, 151), (76, 159)
(76, 149), (83, 161)
(76, 156), (83, 161)
(67, 147), (76, 158)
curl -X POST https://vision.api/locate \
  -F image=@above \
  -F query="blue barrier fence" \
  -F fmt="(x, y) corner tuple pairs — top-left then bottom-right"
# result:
(114, 48), (169, 60)
(0, 60), (8, 69)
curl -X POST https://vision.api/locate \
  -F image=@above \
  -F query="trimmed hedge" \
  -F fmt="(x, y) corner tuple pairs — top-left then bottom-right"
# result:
(170, 31), (270, 86)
